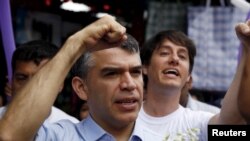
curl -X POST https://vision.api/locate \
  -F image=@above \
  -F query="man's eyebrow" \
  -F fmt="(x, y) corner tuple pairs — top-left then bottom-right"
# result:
(101, 67), (120, 72)
(178, 48), (188, 53)
(130, 65), (143, 71)
(14, 72), (26, 76)
(100, 67), (122, 75)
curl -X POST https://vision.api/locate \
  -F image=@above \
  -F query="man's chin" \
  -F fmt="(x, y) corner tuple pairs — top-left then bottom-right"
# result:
(119, 113), (138, 123)
(162, 82), (180, 89)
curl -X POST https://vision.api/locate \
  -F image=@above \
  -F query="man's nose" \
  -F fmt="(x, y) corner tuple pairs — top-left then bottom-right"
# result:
(168, 54), (179, 65)
(119, 73), (136, 91)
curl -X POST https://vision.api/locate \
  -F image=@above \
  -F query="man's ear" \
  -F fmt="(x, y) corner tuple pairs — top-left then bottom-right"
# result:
(5, 82), (12, 97)
(71, 76), (88, 101)
(142, 65), (148, 75)
(186, 75), (193, 90)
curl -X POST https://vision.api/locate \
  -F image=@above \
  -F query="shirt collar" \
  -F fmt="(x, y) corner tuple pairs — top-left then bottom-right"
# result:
(129, 121), (143, 141)
(77, 116), (114, 141)
(77, 116), (143, 141)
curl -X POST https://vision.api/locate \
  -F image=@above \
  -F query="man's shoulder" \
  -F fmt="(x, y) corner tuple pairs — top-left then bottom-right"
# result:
(36, 119), (81, 141)
(0, 106), (7, 117)
(0, 106), (6, 111)
(47, 106), (79, 123)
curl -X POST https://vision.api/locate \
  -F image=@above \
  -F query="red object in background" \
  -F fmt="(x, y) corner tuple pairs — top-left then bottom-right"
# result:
(44, 0), (51, 6)
(103, 4), (110, 11)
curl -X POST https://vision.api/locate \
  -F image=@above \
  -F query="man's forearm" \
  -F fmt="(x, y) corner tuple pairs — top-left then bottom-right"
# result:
(215, 46), (246, 124)
(236, 21), (250, 124)
(238, 46), (250, 123)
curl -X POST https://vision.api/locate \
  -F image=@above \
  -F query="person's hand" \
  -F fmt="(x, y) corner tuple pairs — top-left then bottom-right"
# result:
(4, 83), (12, 97)
(235, 20), (250, 48)
(84, 15), (127, 44)
(67, 15), (127, 52)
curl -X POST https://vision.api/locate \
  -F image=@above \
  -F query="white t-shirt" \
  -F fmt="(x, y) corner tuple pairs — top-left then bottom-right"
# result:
(0, 106), (79, 123)
(137, 105), (214, 141)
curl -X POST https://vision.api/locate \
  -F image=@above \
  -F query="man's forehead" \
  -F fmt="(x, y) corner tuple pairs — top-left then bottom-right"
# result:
(93, 51), (140, 66)
(93, 47), (139, 57)
(158, 40), (186, 49)
(14, 59), (50, 72)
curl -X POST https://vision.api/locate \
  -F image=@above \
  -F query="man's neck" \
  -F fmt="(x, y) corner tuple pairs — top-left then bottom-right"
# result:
(92, 114), (135, 141)
(143, 87), (180, 117)
(110, 122), (135, 141)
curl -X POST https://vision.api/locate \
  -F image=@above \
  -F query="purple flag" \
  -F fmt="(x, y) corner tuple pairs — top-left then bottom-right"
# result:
(0, 0), (16, 82)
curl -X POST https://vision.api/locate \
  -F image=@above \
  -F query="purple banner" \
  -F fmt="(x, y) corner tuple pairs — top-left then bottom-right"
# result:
(0, 0), (16, 82)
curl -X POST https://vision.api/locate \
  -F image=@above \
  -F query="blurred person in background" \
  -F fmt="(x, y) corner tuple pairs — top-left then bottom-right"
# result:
(0, 40), (79, 123)
(179, 76), (220, 114)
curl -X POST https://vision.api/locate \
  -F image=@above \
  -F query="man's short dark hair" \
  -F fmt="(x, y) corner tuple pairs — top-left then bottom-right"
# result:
(12, 40), (59, 71)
